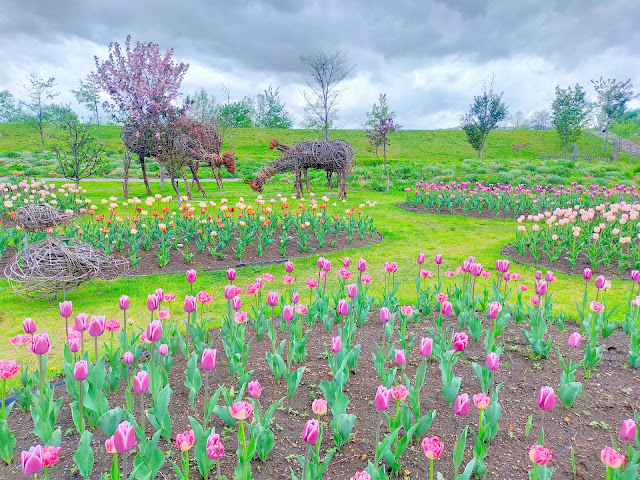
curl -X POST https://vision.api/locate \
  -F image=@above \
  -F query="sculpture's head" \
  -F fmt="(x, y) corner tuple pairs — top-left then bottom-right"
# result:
(250, 179), (264, 192)
(268, 138), (279, 150)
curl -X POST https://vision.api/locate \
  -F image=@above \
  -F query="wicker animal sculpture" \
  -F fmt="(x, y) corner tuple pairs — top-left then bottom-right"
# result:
(268, 138), (336, 192)
(253, 139), (354, 198)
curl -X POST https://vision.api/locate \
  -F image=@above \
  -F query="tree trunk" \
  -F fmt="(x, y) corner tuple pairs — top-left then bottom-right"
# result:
(384, 143), (389, 194)
(478, 141), (484, 158)
(95, 103), (101, 144)
(40, 127), (46, 153)
(159, 164), (165, 189)
(139, 155), (152, 194)
(604, 130), (609, 153)
(170, 168), (182, 208)
(564, 141), (568, 160)
(181, 167), (192, 199)
(123, 150), (130, 198)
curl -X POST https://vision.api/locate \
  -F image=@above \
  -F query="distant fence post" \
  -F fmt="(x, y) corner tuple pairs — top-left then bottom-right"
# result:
(611, 141), (619, 162)
(570, 143), (578, 161)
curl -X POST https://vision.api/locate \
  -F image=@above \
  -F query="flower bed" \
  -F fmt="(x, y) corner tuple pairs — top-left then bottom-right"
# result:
(2, 255), (640, 479)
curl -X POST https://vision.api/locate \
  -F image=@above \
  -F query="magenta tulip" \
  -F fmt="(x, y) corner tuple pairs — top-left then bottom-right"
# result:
(343, 257), (350, 267)
(31, 333), (50, 355)
(594, 275), (606, 289)
(201, 348), (217, 371)
(347, 283), (358, 299)
(419, 337), (433, 358)
(226, 268), (236, 281)
(186, 269), (197, 283)
(267, 291), (279, 307)
(285, 261), (294, 273)
(153, 288), (164, 303)
(417, 252), (425, 264)
(583, 268), (592, 281)
(544, 271), (554, 282)
(206, 433), (225, 460)
(452, 332), (468, 352)
(88, 315), (106, 337)
(74, 313), (89, 332)
(336, 299), (349, 316)
(441, 301), (453, 316)
(454, 393), (470, 417)
(146, 320), (162, 342)
(133, 371), (149, 393)
(395, 349), (406, 366)
(118, 295), (130, 310)
(535, 270), (543, 280)
(59, 301), (73, 318)
(486, 352), (499, 371)
(487, 302), (500, 320)
(224, 284), (236, 300)
(379, 307), (391, 323)
(113, 421), (136, 453)
(302, 419), (319, 444)
(435, 254), (443, 265)
(248, 380), (262, 399)
(282, 305), (295, 322)
(331, 336), (342, 353)
(21, 445), (43, 476)
(158, 344), (168, 357)
(620, 419), (637, 441)
(232, 295), (242, 311)
(122, 352), (134, 365)
(537, 386), (555, 411)
(23, 317), (37, 334)
(357, 258), (366, 272)
(292, 291), (300, 303)
(374, 385), (390, 411)
(568, 332), (582, 349)
(322, 259), (331, 272)
(534, 281), (548, 297)
(183, 295), (197, 313)
(69, 338), (80, 353)
(73, 360), (88, 382)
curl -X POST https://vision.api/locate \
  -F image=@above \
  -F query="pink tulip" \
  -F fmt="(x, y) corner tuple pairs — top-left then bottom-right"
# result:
(186, 269), (197, 283)
(232, 295), (242, 311)
(391, 385), (409, 401)
(590, 301), (605, 313)
(441, 301), (453, 316)
(73, 360), (88, 382)
(395, 349), (406, 365)
(452, 332), (468, 352)
(583, 268), (592, 281)
(105, 319), (121, 333)
(601, 446), (625, 469)
(534, 281), (547, 297)
(347, 283), (358, 299)
(535, 270), (543, 280)
(206, 433), (225, 460)
(285, 261), (294, 273)
(226, 268), (236, 281)
(473, 393), (491, 410)
(435, 254), (443, 265)
(343, 257), (350, 267)
(400, 305), (413, 317)
(331, 336), (342, 353)
(21, 445), (43, 476)
(248, 380), (262, 399)
(302, 419), (320, 444)
(419, 337), (433, 358)
(267, 291), (279, 307)
(146, 320), (162, 342)
(133, 371), (150, 393)
(105, 437), (117, 454)
(197, 290), (213, 305)
(620, 419), (637, 441)
(454, 393), (470, 417)
(59, 301), (73, 318)
(470, 263), (483, 277)
(529, 445), (552, 465)
(357, 258), (366, 272)
(417, 252), (425, 264)
(146, 293), (160, 311)
(119, 295), (130, 310)
(74, 313), (89, 332)
(312, 399), (328, 415)
(183, 295), (197, 313)
(594, 275), (606, 289)
(153, 288), (164, 303)
(201, 348), (217, 371)
(23, 317), (37, 334)
(262, 273), (274, 282)
(374, 385), (390, 411)
(336, 299), (349, 316)
(122, 352), (134, 365)
(158, 344), (168, 356)
(31, 333), (50, 355)
(537, 386), (555, 411)
(486, 352), (499, 371)
(568, 332), (582, 349)
(487, 302), (500, 320)
(379, 307), (391, 323)
(68, 338), (80, 353)
(254, 277), (263, 289)
(544, 271), (554, 282)
(322, 259), (331, 272)
(421, 436), (444, 460)
(229, 401), (253, 420)
(435, 292), (448, 303)
(292, 291), (300, 303)
(10, 334), (32, 347)
(351, 471), (371, 480)
(113, 421), (136, 453)
(176, 429), (195, 451)
(224, 284), (236, 300)
(282, 305), (295, 322)
(0, 360), (19, 380)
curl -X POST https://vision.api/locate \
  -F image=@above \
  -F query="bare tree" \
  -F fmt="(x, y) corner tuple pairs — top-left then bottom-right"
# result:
(188, 87), (218, 125)
(530, 110), (551, 130)
(510, 111), (529, 130)
(19, 75), (60, 152)
(71, 75), (103, 143)
(591, 77), (636, 152)
(300, 51), (355, 141)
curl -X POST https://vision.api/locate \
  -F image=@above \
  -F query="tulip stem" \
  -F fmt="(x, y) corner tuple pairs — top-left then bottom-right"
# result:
(150, 345), (155, 397)
(532, 463), (538, 480)
(81, 332), (84, 358)
(216, 459), (221, 480)
(186, 311), (191, 358)
(94, 336), (98, 364)
(239, 420), (248, 479)
(123, 310), (128, 351)
(204, 371), (209, 424)
(46, 466), (50, 480)
(302, 445), (310, 480)
(139, 394), (145, 439)
(38, 354), (44, 413)
(1, 378), (5, 422)
(78, 380), (84, 432)
(185, 450), (189, 480)
(374, 411), (381, 466)
(112, 453), (119, 480)
(429, 458), (434, 480)
(123, 452), (128, 480)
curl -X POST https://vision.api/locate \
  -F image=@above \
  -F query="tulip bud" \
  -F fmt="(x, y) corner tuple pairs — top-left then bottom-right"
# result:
(357, 258), (366, 272)
(201, 348), (217, 371)
(620, 419), (637, 441)
(336, 299), (349, 316)
(395, 349), (406, 365)
(374, 385), (390, 411)
(248, 380), (262, 399)
(582, 268), (592, 281)
(435, 254), (442, 265)
(487, 302), (500, 320)
(133, 371), (149, 393)
(285, 261), (294, 273)
(535, 270), (543, 280)
(145, 320), (162, 343)
(122, 352), (134, 365)
(292, 291), (300, 304)
(343, 257), (350, 267)
(330, 336), (341, 353)
(454, 393), (470, 417)
(419, 337), (433, 358)
(379, 307), (391, 323)
(158, 344), (168, 356)
(186, 269), (197, 283)
(22, 317), (37, 334)
(417, 252), (425, 264)
(441, 301), (453, 316)
(226, 268), (236, 282)
(537, 386), (555, 411)
(232, 295), (242, 311)
(146, 293), (159, 311)
(594, 275), (606, 289)
(486, 352), (499, 371)
(74, 313), (89, 332)
(347, 283), (357, 299)
(302, 419), (319, 444)
(73, 360), (89, 382)
(267, 291), (279, 307)
(69, 338), (80, 353)
(118, 295), (130, 310)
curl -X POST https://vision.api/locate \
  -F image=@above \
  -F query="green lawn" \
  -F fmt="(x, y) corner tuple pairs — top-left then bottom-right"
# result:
(0, 180), (630, 374)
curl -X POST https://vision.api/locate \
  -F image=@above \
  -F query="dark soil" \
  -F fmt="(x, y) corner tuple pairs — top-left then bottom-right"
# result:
(501, 244), (632, 281)
(0, 230), (383, 279)
(2, 309), (638, 479)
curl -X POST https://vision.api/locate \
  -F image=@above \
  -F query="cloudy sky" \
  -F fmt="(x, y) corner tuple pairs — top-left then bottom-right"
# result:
(2, 0), (639, 129)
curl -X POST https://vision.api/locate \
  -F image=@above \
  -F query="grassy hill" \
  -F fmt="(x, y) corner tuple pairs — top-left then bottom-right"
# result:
(0, 122), (636, 190)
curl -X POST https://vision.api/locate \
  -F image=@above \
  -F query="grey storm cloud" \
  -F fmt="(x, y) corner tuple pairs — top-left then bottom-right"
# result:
(2, 0), (640, 128)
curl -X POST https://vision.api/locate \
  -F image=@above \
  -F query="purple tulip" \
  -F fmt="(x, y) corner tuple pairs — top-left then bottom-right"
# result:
(594, 275), (606, 289)
(88, 315), (106, 337)
(317, 257), (325, 269)
(534, 281), (548, 297)
(535, 270), (543, 280)
(267, 291), (279, 307)
(374, 385), (390, 411)
(201, 348), (217, 371)
(186, 269), (197, 283)
(22, 317), (37, 335)
(292, 291), (300, 304)
(343, 257), (350, 268)
(59, 301), (73, 318)
(582, 268), (592, 281)
(435, 254), (443, 265)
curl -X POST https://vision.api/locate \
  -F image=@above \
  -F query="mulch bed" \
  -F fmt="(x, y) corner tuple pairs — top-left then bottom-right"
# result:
(0, 231), (383, 281)
(1, 309), (638, 479)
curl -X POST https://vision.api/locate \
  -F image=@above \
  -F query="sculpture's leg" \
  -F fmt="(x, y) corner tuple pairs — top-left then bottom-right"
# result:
(189, 164), (208, 198)
(181, 167), (193, 199)
(305, 169), (310, 193)
(327, 171), (333, 190)
(139, 155), (152, 195)
(216, 166), (223, 189)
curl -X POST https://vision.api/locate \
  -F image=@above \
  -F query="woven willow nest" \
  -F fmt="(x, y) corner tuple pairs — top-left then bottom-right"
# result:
(13, 204), (75, 231)
(4, 237), (128, 299)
